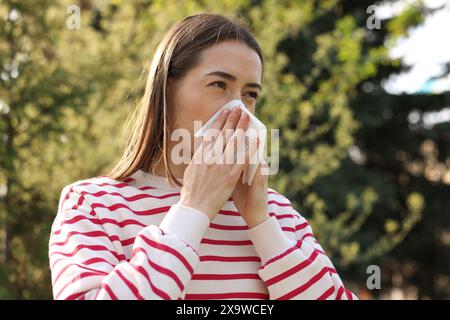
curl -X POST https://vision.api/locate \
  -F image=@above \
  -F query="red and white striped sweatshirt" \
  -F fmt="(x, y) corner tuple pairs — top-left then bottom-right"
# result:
(48, 169), (358, 300)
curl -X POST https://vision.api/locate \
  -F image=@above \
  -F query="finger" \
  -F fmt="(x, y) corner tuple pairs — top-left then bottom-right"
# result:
(220, 110), (251, 162)
(222, 126), (246, 165)
(223, 114), (254, 166)
(215, 107), (243, 152)
(245, 133), (260, 184)
(199, 108), (231, 150)
(193, 108), (230, 164)
(229, 109), (250, 148)
(234, 110), (250, 133)
(231, 136), (259, 176)
(211, 108), (231, 130)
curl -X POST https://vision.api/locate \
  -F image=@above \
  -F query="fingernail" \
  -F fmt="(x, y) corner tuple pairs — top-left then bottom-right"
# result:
(223, 109), (230, 116)
(232, 107), (241, 114)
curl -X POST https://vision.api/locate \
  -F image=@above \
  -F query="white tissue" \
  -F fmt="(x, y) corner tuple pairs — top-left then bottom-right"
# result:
(194, 99), (267, 185)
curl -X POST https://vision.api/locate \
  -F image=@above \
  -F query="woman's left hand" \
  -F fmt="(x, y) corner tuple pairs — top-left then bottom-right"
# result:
(232, 160), (270, 229)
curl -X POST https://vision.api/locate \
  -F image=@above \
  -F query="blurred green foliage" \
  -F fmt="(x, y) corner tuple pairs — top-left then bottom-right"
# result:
(0, 0), (448, 299)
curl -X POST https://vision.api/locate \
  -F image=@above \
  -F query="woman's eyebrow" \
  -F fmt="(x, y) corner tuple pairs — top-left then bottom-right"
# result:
(204, 70), (262, 91)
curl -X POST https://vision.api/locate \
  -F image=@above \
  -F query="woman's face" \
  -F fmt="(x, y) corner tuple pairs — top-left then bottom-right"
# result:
(166, 39), (262, 155)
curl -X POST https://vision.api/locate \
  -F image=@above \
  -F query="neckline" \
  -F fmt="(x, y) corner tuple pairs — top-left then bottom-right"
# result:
(132, 169), (183, 192)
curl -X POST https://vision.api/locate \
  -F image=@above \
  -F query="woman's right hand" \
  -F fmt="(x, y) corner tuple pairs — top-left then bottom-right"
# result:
(179, 107), (258, 221)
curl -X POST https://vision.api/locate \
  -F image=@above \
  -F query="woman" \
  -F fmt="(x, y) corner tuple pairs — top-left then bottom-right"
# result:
(48, 13), (358, 300)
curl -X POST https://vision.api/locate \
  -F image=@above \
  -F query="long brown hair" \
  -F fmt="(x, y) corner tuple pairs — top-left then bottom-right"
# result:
(106, 13), (264, 187)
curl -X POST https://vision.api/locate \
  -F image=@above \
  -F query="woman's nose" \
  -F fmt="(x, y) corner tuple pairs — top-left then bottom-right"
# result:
(230, 93), (242, 102)
(229, 95), (254, 113)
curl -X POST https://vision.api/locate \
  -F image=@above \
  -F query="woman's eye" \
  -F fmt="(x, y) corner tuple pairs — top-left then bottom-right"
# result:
(245, 92), (258, 100)
(210, 81), (226, 89)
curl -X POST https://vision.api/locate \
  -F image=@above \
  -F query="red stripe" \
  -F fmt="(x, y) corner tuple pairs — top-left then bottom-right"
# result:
(82, 257), (115, 267)
(51, 230), (109, 246)
(267, 200), (291, 207)
(102, 283), (118, 300)
(316, 286), (335, 300)
(54, 261), (108, 284)
(77, 180), (156, 192)
(346, 289), (354, 300)
(129, 263), (171, 300)
(200, 255), (261, 263)
(264, 250), (320, 286)
(277, 267), (335, 300)
(268, 190), (291, 200)
(55, 271), (106, 299)
(51, 215), (146, 237)
(65, 290), (89, 300)
(192, 273), (260, 280)
(201, 238), (253, 246)
(59, 188), (86, 212)
(132, 247), (184, 292)
(218, 210), (295, 221)
(209, 223), (248, 231)
(218, 210), (241, 216)
(115, 269), (144, 300)
(185, 292), (269, 300)
(75, 194), (85, 207)
(50, 230), (134, 248)
(50, 243), (125, 261)
(91, 203), (171, 217)
(58, 180), (157, 215)
(81, 189), (180, 202)
(336, 286), (345, 300)
(301, 233), (314, 241)
(260, 245), (298, 270)
(295, 222), (309, 231)
(262, 244), (335, 287)
(51, 256), (115, 270)
(88, 216), (145, 228)
(138, 234), (194, 275)
(314, 247), (326, 255)
(51, 215), (100, 236)
(269, 212), (295, 220)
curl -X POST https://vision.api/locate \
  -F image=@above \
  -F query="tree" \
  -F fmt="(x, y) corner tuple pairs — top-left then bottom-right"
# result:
(274, 0), (449, 298)
(1, 0), (447, 299)
(0, 0), (132, 298)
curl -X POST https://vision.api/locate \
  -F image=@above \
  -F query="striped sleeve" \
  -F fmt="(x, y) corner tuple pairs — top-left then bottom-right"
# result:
(248, 202), (358, 300)
(49, 184), (209, 300)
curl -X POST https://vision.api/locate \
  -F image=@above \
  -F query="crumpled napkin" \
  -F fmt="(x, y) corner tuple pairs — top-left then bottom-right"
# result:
(194, 99), (267, 185)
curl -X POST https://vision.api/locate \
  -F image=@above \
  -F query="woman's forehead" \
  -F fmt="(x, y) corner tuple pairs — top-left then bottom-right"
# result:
(196, 42), (262, 81)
